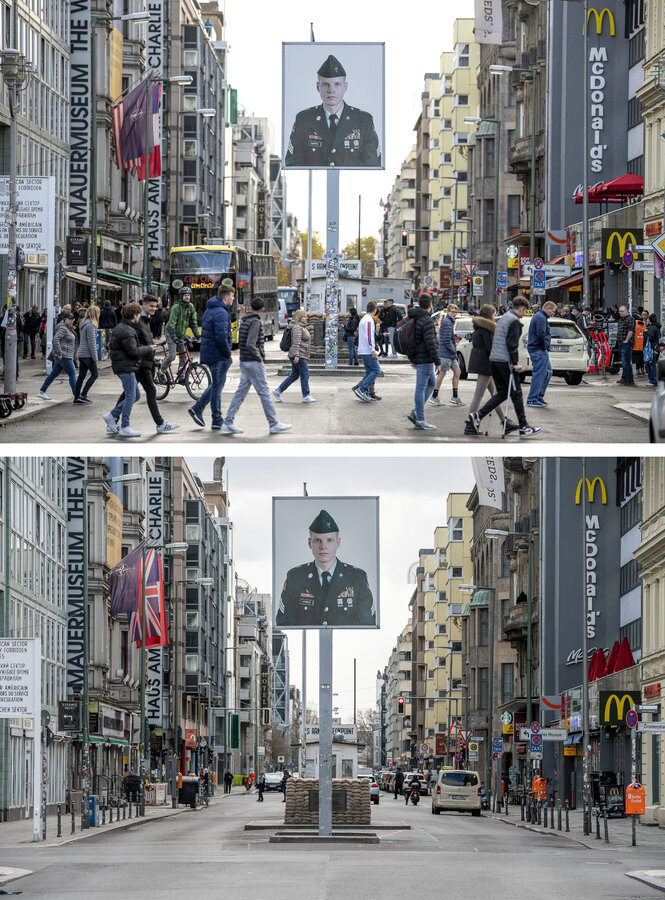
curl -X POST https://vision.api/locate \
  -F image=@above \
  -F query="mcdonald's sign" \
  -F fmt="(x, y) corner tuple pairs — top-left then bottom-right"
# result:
(602, 229), (643, 264)
(585, 8), (616, 36)
(599, 691), (641, 727)
(575, 476), (607, 505)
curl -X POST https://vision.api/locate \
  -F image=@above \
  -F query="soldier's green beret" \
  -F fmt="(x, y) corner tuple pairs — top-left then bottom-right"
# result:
(309, 509), (339, 534)
(317, 55), (346, 78)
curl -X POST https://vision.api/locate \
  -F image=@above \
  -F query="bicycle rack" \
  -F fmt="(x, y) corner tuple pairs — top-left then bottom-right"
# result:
(0, 392), (27, 419)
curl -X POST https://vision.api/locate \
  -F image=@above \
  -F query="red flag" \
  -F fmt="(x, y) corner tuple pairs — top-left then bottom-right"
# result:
(134, 547), (168, 648)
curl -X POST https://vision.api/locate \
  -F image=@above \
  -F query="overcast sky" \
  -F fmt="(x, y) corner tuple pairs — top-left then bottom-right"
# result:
(224, 0), (475, 252)
(187, 452), (475, 722)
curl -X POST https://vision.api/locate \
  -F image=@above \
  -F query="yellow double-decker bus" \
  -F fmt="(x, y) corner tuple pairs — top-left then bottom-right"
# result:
(169, 245), (279, 345)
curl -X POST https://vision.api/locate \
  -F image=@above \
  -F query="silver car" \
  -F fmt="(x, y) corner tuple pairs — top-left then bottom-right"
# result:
(357, 774), (380, 804)
(649, 357), (665, 443)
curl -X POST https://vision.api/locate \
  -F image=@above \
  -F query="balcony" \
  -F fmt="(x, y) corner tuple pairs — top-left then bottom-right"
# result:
(503, 598), (539, 642)
(238, 688), (251, 701)
(509, 132), (545, 176)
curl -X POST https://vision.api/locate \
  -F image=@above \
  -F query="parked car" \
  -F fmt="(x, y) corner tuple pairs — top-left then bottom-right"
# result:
(264, 772), (283, 792)
(431, 769), (482, 816)
(277, 299), (288, 329)
(456, 314), (589, 384)
(649, 356), (665, 443)
(357, 774), (380, 804)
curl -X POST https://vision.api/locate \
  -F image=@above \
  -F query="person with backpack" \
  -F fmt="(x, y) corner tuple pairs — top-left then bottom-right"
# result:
(405, 293), (440, 430)
(645, 312), (661, 387)
(273, 308), (316, 403)
(344, 307), (360, 365)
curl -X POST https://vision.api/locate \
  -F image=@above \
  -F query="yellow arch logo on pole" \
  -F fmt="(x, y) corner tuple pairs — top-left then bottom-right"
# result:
(585, 8), (616, 36)
(575, 477), (607, 505)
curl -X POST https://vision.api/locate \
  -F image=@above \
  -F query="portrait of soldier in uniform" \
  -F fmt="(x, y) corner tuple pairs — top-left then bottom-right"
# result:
(284, 54), (382, 169)
(276, 508), (376, 627)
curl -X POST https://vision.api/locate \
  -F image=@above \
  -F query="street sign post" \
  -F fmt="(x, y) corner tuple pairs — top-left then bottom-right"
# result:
(626, 709), (638, 729)
(531, 721), (540, 734)
(533, 270), (546, 287)
(523, 264), (572, 278)
(651, 233), (665, 261)
(496, 272), (508, 288)
(492, 737), (503, 753)
(534, 257), (543, 270)
(519, 727), (567, 741)
(623, 249), (634, 268)
(637, 722), (665, 733)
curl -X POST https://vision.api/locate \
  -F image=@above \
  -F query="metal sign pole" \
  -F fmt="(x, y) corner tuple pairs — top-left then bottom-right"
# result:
(325, 170), (339, 370)
(319, 629), (333, 836)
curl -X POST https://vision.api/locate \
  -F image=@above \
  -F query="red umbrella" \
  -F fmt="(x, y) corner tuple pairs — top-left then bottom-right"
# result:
(616, 637), (635, 672)
(588, 651), (598, 682)
(605, 641), (620, 675)
(594, 647), (608, 680)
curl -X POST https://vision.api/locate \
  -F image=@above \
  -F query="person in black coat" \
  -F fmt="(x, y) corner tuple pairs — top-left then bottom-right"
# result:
(464, 304), (516, 435)
(22, 305), (41, 358)
(646, 313), (662, 387)
(406, 293), (441, 430)
(102, 302), (155, 438)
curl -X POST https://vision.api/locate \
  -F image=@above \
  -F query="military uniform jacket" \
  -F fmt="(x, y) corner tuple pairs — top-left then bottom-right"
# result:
(285, 103), (381, 168)
(276, 559), (375, 626)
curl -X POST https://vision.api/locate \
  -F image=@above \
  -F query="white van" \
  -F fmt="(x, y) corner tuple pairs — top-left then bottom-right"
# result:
(431, 768), (481, 815)
(277, 299), (288, 329)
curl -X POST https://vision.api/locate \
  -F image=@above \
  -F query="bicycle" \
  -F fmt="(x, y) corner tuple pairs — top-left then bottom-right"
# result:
(153, 338), (210, 401)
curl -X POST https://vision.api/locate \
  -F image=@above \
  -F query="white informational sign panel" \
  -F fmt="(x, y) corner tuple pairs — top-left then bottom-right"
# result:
(0, 638), (41, 842)
(309, 259), (361, 277)
(306, 723), (357, 742)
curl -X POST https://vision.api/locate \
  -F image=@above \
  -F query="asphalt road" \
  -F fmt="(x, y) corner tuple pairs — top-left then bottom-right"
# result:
(4, 791), (663, 899)
(1, 352), (654, 444)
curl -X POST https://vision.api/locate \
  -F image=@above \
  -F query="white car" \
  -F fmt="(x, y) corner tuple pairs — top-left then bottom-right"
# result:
(456, 314), (589, 385)
(431, 768), (481, 816)
(649, 357), (665, 443)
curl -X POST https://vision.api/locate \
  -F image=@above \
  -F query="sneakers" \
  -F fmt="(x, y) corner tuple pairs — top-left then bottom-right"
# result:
(463, 422), (478, 435)
(272, 389), (282, 402)
(188, 407), (205, 427)
(369, 393), (382, 401)
(221, 422), (243, 434)
(156, 422), (180, 433)
(467, 412), (481, 435)
(37, 391), (51, 400)
(352, 386), (371, 402)
(407, 410), (417, 426)
(519, 424), (542, 436)
(302, 395), (316, 403)
(449, 396), (465, 407)
(269, 422), (292, 434)
(74, 396), (93, 404)
(118, 425), (141, 438)
(526, 399), (546, 407)
(502, 419), (521, 435)
(428, 395), (441, 406)
(102, 412), (119, 434)
(415, 420), (437, 430)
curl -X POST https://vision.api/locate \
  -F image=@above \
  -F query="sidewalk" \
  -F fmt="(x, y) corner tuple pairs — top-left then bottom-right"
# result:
(0, 787), (240, 848)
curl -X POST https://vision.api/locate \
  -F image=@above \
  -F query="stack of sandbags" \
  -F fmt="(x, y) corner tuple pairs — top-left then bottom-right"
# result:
(283, 777), (371, 826)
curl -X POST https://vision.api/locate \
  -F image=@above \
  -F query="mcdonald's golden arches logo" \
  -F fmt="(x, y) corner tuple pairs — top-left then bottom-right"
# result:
(585, 8), (616, 35)
(599, 691), (641, 727)
(602, 229), (643, 264)
(575, 476), (607, 505)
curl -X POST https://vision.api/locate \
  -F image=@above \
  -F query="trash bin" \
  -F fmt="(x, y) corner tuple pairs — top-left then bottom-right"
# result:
(89, 795), (100, 827)
(179, 776), (199, 809)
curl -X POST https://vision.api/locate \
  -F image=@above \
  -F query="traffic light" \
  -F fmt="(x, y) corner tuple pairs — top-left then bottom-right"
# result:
(401, 229), (408, 247)
(398, 697), (405, 714)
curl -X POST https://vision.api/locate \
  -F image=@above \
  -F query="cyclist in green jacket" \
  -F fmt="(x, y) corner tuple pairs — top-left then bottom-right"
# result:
(160, 286), (201, 375)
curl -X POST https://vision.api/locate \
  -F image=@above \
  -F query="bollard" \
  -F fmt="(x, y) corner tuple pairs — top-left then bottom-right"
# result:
(565, 799), (570, 832)
(543, 803), (548, 828)
(595, 807), (601, 839)
(81, 807), (86, 832)
(109, 799), (113, 824)
(550, 801), (554, 829)
(136, 798), (140, 818)
(603, 805), (609, 844)
(71, 808), (75, 834)
(521, 794), (525, 821)
(123, 799), (126, 820)
(57, 803), (62, 838)
(505, 794), (509, 815)
(558, 799), (562, 831)
(128, 798), (132, 819)
(537, 800), (542, 825)
(102, 802), (106, 826)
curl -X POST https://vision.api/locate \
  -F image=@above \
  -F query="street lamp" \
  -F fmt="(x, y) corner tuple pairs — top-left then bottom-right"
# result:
(81, 471), (142, 828)
(138, 541), (188, 816)
(490, 64), (538, 300)
(362, 257), (385, 276)
(90, 12), (150, 307)
(0, 49), (33, 394)
(173, 108), (215, 249)
(460, 584), (496, 807)
(465, 115), (500, 308)
(170, 575), (213, 807)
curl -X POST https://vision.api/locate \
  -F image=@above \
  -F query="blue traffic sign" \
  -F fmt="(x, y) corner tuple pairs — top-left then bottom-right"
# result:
(626, 709), (638, 729)
(534, 257), (544, 270)
(623, 249), (634, 267)
(533, 270), (546, 286)
(530, 734), (543, 752)
(492, 737), (503, 753)
(496, 272), (508, 287)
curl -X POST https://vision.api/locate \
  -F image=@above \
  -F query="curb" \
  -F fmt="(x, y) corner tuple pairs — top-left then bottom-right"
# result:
(626, 871), (665, 894)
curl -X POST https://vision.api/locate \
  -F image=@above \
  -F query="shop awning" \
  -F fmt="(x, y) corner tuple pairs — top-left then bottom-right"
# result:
(573, 173), (644, 204)
(66, 271), (121, 291)
(549, 267), (604, 291)
(97, 269), (168, 291)
(470, 589), (489, 606)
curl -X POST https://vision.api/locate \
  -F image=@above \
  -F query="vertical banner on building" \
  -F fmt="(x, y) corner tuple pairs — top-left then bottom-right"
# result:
(146, 472), (164, 728)
(109, 0), (124, 102)
(69, 0), (92, 229)
(147, 0), (165, 268)
(474, 0), (503, 44)
(260, 663), (270, 725)
(471, 457), (505, 509)
(66, 458), (87, 695)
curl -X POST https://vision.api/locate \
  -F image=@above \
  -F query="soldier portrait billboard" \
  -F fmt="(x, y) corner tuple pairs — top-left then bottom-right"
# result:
(273, 496), (379, 629)
(282, 42), (385, 170)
